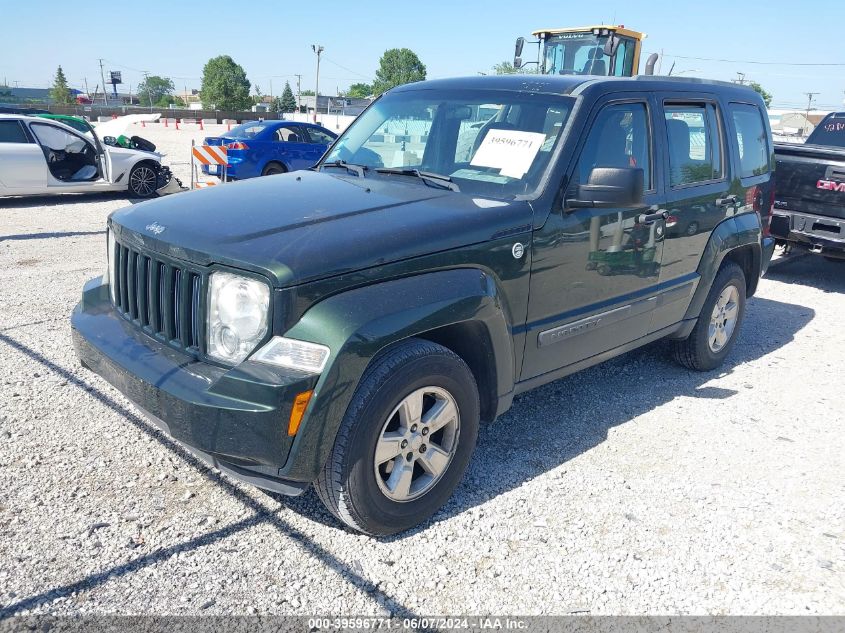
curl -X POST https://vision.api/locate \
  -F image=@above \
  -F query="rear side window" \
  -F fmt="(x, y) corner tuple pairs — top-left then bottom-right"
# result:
(729, 103), (770, 177)
(276, 126), (306, 142)
(664, 103), (723, 187)
(806, 116), (845, 148)
(0, 120), (29, 143)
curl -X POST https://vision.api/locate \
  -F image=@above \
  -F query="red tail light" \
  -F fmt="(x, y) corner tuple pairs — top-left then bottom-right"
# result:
(226, 141), (248, 150)
(665, 214), (678, 228)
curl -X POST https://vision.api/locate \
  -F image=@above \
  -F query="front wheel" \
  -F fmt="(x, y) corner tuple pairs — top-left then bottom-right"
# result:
(672, 262), (746, 371)
(127, 163), (159, 198)
(315, 339), (479, 536)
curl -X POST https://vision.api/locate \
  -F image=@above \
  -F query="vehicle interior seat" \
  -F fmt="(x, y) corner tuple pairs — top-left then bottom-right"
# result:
(580, 48), (607, 75)
(666, 118), (692, 185)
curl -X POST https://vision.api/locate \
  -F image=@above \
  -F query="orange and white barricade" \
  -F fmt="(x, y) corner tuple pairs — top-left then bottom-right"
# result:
(190, 141), (229, 189)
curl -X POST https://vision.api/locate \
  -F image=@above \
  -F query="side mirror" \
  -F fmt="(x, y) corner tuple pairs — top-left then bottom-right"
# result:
(514, 37), (525, 59)
(603, 33), (620, 58)
(514, 57), (523, 69)
(568, 167), (644, 208)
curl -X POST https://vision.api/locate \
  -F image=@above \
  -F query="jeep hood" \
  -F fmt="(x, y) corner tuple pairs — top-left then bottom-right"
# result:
(110, 170), (533, 287)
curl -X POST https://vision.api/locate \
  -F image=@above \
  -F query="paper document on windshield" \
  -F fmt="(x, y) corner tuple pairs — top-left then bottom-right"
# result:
(470, 129), (546, 179)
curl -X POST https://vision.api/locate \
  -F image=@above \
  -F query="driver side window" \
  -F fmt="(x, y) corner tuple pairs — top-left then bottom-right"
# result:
(569, 102), (652, 197)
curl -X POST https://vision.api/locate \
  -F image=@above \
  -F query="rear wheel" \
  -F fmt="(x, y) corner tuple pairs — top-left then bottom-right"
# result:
(315, 339), (479, 536)
(262, 162), (286, 176)
(127, 163), (158, 198)
(673, 262), (746, 371)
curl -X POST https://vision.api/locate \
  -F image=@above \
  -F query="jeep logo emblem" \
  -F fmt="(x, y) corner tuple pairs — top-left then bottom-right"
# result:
(145, 222), (166, 235)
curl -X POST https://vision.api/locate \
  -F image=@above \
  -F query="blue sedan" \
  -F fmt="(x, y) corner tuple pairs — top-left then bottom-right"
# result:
(202, 121), (337, 180)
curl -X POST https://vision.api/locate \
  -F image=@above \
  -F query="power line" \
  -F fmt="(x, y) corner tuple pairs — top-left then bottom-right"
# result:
(322, 56), (374, 81)
(651, 52), (845, 67)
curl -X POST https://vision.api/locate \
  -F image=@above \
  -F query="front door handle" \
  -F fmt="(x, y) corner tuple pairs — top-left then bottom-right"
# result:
(637, 210), (668, 224)
(716, 195), (738, 207)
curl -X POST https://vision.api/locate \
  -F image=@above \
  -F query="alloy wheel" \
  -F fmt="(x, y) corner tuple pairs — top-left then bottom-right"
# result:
(708, 285), (739, 352)
(130, 166), (157, 197)
(373, 386), (460, 502)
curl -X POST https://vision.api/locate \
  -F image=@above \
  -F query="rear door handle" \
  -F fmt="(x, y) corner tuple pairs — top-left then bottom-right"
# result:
(637, 210), (668, 224)
(716, 195), (738, 207)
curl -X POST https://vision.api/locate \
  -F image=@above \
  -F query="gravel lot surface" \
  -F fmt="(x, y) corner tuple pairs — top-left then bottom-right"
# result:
(1, 124), (843, 616)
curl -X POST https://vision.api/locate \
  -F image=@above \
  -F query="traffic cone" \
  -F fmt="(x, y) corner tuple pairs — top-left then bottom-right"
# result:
(164, 118), (168, 128)
(175, 120), (180, 130)
(199, 119), (204, 131)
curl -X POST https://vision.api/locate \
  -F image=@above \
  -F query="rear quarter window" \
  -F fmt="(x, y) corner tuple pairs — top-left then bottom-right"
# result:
(807, 116), (845, 148)
(0, 120), (30, 143)
(729, 103), (770, 178)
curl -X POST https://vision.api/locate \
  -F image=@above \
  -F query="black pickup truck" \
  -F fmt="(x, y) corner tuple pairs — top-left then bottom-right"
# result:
(72, 75), (775, 535)
(772, 112), (845, 260)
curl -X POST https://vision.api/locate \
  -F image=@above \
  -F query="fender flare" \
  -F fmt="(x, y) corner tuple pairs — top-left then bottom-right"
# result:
(682, 212), (763, 322)
(278, 267), (515, 482)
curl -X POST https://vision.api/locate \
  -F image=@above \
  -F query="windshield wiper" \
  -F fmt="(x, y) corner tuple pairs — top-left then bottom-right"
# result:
(374, 167), (460, 192)
(321, 160), (368, 178)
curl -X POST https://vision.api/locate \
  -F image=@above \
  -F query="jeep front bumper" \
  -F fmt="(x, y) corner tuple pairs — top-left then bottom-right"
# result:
(70, 277), (318, 495)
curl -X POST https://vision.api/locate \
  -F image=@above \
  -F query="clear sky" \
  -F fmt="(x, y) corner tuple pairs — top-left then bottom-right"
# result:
(2, 0), (844, 110)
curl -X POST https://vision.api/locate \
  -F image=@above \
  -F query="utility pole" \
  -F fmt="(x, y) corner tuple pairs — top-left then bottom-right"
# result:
(98, 58), (108, 105)
(311, 44), (324, 123)
(84, 77), (90, 99)
(142, 71), (153, 112)
(294, 74), (302, 113)
(733, 72), (746, 85)
(804, 92), (819, 136)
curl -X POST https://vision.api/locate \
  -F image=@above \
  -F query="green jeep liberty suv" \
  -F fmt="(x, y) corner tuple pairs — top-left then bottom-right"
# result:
(72, 75), (776, 535)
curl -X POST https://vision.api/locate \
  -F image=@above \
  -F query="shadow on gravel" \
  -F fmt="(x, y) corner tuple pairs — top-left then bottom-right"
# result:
(766, 254), (845, 294)
(0, 192), (129, 209)
(0, 332), (416, 619)
(407, 294), (816, 532)
(0, 229), (105, 242)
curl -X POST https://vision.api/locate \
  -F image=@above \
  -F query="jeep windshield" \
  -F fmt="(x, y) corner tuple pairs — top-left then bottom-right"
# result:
(321, 88), (574, 199)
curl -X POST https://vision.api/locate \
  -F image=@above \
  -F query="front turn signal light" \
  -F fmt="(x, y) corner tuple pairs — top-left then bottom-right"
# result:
(288, 390), (314, 436)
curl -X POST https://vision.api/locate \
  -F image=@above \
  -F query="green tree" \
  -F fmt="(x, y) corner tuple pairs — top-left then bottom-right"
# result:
(372, 48), (426, 95)
(155, 94), (185, 108)
(749, 81), (772, 108)
(280, 81), (296, 113)
(199, 55), (252, 110)
(50, 66), (74, 105)
(492, 61), (518, 75)
(492, 61), (537, 75)
(253, 83), (264, 106)
(137, 75), (175, 107)
(300, 89), (316, 96)
(347, 82), (372, 98)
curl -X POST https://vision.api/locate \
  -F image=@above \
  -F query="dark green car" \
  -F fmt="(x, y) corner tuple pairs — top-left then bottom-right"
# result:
(72, 75), (776, 535)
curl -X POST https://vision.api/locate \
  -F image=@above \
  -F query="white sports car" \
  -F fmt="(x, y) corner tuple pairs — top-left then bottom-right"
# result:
(0, 113), (181, 199)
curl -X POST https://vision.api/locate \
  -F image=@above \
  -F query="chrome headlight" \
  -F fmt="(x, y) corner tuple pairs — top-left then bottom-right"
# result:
(207, 271), (270, 364)
(107, 229), (117, 304)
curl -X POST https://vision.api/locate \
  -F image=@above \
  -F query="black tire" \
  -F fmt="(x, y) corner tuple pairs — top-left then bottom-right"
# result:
(685, 221), (700, 236)
(673, 262), (746, 371)
(315, 338), (480, 536)
(127, 162), (159, 198)
(262, 162), (286, 176)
